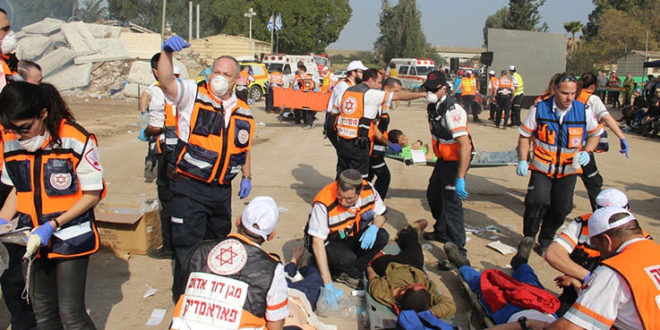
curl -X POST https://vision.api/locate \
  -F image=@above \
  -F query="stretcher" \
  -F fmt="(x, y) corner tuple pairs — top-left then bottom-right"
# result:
(385, 149), (519, 168)
(364, 242), (460, 330)
(455, 269), (496, 329)
(272, 87), (332, 111)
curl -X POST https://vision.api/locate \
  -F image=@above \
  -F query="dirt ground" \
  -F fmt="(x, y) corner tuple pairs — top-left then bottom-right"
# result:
(0, 96), (658, 330)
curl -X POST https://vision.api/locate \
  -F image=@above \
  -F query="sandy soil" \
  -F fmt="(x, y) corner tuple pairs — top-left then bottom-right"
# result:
(0, 96), (658, 330)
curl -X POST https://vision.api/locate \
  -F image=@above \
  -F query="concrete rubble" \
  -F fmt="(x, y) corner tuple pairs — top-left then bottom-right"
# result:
(15, 18), (206, 99)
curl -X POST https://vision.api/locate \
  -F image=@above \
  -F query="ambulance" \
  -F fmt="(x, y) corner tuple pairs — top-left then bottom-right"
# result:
(263, 54), (319, 77)
(389, 58), (436, 90)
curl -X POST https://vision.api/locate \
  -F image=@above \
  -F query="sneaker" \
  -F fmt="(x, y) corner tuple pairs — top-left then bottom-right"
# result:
(423, 232), (449, 243)
(336, 272), (362, 289)
(444, 242), (470, 268)
(510, 237), (534, 269)
(304, 124), (313, 130)
(147, 245), (173, 259)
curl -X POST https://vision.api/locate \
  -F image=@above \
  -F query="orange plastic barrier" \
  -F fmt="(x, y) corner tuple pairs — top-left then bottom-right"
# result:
(273, 87), (331, 111)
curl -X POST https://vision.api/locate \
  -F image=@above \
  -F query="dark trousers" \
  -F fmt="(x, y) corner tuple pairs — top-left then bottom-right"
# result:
(579, 152), (603, 212)
(236, 86), (248, 103)
(265, 86), (274, 111)
(284, 263), (323, 311)
(325, 227), (389, 279)
(324, 113), (339, 150)
(294, 109), (316, 125)
(367, 156), (391, 198)
(489, 101), (497, 120)
(495, 94), (512, 128)
(336, 138), (370, 178)
(511, 94), (523, 125)
(462, 94), (479, 121)
(426, 159), (466, 254)
(371, 226), (424, 276)
(523, 171), (577, 247)
(1, 243), (37, 330)
(170, 177), (232, 301)
(29, 256), (95, 330)
(156, 154), (173, 249)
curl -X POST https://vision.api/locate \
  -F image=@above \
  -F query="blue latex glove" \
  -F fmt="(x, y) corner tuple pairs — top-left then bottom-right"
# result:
(359, 224), (379, 250)
(293, 85), (299, 91)
(388, 142), (402, 153)
(162, 35), (190, 53)
(0, 218), (8, 225)
(313, 88), (319, 92)
(138, 128), (148, 141)
(455, 177), (468, 199)
(238, 178), (251, 199)
(516, 160), (528, 176)
(32, 222), (56, 246)
(578, 151), (590, 166)
(323, 282), (343, 308)
(619, 138), (630, 158)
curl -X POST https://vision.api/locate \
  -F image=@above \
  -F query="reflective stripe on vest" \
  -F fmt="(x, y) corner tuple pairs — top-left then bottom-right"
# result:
(337, 87), (369, 140)
(428, 101), (472, 162)
(577, 91), (609, 153)
(498, 76), (513, 95)
(312, 181), (377, 239)
(295, 74), (314, 91)
(513, 73), (524, 95)
(175, 81), (254, 184)
(601, 239), (660, 330)
(370, 113), (389, 157)
(3, 120), (105, 259)
(530, 97), (587, 178)
(156, 102), (179, 155)
(568, 214), (601, 270)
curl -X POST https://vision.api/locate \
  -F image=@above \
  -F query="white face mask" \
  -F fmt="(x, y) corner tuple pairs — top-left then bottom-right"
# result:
(1, 31), (17, 55)
(18, 131), (49, 152)
(210, 75), (229, 98)
(425, 91), (439, 104)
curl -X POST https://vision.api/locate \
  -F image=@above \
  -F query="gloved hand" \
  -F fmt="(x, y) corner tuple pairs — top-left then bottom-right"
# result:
(313, 88), (319, 92)
(516, 160), (528, 176)
(238, 178), (251, 199)
(619, 138), (630, 158)
(323, 282), (343, 308)
(578, 151), (590, 166)
(388, 142), (402, 154)
(138, 128), (148, 141)
(293, 85), (299, 91)
(455, 177), (468, 199)
(162, 35), (190, 53)
(0, 218), (8, 225)
(30, 222), (56, 247)
(359, 224), (379, 250)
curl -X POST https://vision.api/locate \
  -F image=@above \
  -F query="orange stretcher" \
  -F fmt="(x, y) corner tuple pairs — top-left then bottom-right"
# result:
(272, 87), (331, 111)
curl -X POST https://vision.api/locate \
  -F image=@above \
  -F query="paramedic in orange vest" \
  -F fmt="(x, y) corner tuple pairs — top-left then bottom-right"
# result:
(320, 66), (337, 92)
(576, 72), (630, 211)
(420, 71), (473, 259)
(171, 197), (288, 330)
(141, 53), (180, 260)
(495, 70), (514, 129)
(487, 70), (499, 121)
(235, 65), (253, 103)
(460, 70), (481, 123)
(157, 36), (254, 301)
(293, 65), (318, 127)
(265, 66), (284, 112)
(305, 169), (389, 305)
(516, 73), (603, 254)
(0, 8), (17, 91)
(325, 60), (367, 150)
(0, 82), (105, 329)
(543, 207), (660, 329)
(335, 68), (426, 178)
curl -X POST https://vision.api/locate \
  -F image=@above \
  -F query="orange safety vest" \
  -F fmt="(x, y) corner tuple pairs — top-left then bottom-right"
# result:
(429, 100), (473, 162)
(236, 71), (250, 86)
(269, 72), (283, 86)
(312, 180), (377, 240)
(0, 54), (17, 80)
(336, 85), (372, 140)
(461, 77), (476, 96)
(601, 239), (660, 329)
(175, 81), (254, 184)
(3, 120), (106, 259)
(576, 89), (609, 153)
(295, 73), (314, 91)
(155, 102), (178, 156)
(489, 76), (499, 95)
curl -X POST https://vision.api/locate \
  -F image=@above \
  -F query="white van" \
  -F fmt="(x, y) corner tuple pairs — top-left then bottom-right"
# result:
(389, 58), (436, 90)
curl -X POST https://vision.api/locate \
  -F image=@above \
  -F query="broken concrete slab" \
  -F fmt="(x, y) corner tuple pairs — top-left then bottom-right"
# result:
(120, 32), (160, 60)
(17, 35), (52, 60)
(122, 83), (149, 98)
(126, 61), (155, 86)
(37, 47), (76, 77)
(22, 18), (64, 36)
(49, 32), (68, 48)
(85, 23), (121, 39)
(61, 22), (101, 56)
(44, 63), (92, 91)
(74, 38), (130, 64)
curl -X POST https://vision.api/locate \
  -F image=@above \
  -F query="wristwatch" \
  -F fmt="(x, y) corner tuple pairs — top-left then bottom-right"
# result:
(518, 316), (530, 330)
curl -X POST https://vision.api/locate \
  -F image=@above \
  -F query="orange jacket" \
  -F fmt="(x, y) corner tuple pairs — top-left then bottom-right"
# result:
(312, 180), (377, 240)
(294, 73), (314, 91)
(269, 72), (283, 86)
(461, 77), (476, 96)
(336, 86), (376, 140)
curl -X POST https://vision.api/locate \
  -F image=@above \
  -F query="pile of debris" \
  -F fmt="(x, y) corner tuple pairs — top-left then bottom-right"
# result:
(15, 18), (206, 99)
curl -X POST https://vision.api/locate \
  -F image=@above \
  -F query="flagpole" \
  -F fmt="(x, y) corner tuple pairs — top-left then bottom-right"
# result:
(270, 12), (274, 53)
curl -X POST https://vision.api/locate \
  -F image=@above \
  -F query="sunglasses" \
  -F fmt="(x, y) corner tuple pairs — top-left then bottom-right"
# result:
(5, 117), (38, 134)
(558, 73), (577, 83)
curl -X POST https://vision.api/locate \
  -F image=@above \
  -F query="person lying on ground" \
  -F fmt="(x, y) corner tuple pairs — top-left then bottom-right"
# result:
(366, 219), (456, 319)
(284, 245), (324, 311)
(386, 129), (436, 160)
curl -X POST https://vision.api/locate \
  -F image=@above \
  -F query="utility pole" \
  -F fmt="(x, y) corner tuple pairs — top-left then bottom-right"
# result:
(161, 0), (167, 42)
(244, 7), (256, 59)
(196, 4), (200, 39)
(188, 1), (192, 41)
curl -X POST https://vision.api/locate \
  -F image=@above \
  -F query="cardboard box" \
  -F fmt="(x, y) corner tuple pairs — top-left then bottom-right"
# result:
(94, 201), (162, 255)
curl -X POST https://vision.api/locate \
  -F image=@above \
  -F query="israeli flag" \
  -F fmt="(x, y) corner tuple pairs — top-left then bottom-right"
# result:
(275, 13), (282, 31)
(267, 14), (274, 32)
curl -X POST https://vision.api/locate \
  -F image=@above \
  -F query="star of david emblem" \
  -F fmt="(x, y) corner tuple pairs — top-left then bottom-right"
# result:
(216, 246), (238, 266)
(344, 100), (354, 111)
(207, 239), (248, 275)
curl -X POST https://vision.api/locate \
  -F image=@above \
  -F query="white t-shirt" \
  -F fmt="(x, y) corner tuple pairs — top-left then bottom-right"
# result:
(307, 182), (386, 240)
(165, 79), (237, 142)
(265, 263), (289, 321)
(587, 94), (610, 123)
(563, 239), (645, 330)
(519, 101), (603, 138)
(553, 218), (584, 253)
(328, 80), (351, 114)
(435, 97), (469, 140)
(147, 85), (166, 128)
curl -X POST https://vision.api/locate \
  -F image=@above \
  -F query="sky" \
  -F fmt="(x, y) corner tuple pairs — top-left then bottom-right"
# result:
(327, 0), (595, 50)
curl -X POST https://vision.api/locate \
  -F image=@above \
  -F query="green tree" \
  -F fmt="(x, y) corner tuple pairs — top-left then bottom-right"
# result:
(503, 0), (548, 32)
(9, 0), (76, 29)
(582, 0), (656, 41)
(564, 21), (583, 55)
(77, 0), (107, 23)
(482, 7), (509, 46)
(374, 0), (432, 64)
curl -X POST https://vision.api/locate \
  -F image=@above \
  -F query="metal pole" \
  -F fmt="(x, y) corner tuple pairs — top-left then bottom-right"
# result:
(244, 8), (256, 59)
(270, 13), (274, 53)
(196, 4), (200, 39)
(161, 0), (167, 42)
(276, 30), (278, 53)
(188, 1), (192, 41)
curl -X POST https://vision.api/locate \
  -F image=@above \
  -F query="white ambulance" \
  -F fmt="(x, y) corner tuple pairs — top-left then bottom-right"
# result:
(389, 58), (436, 90)
(263, 54), (319, 77)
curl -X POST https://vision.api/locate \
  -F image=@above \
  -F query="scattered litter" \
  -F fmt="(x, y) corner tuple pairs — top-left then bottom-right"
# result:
(487, 240), (517, 255)
(143, 284), (157, 298)
(485, 225), (502, 233)
(351, 290), (365, 296)
(145, 308), (166, 326)
(278, 206), (288, 213)
(489, 235), (499, 241)
(422, 243), (433, 251)
(257, 122), (266, 126)
(504, 224), (516, 231)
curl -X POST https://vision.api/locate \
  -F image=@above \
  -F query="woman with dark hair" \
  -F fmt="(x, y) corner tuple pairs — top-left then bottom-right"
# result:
(0, 81), (104, 330)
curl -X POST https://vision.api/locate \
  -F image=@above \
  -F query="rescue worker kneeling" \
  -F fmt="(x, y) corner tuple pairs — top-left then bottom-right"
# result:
(305, 169), (389, 305)
(172, 196), (289, 330)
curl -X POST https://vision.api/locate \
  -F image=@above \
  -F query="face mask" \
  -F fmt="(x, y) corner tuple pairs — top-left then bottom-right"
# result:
(1, 31), (17, 55)
(18, 131), (49, 152)
(426, 91), (439, 104)
(210, 75), (229, 98)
